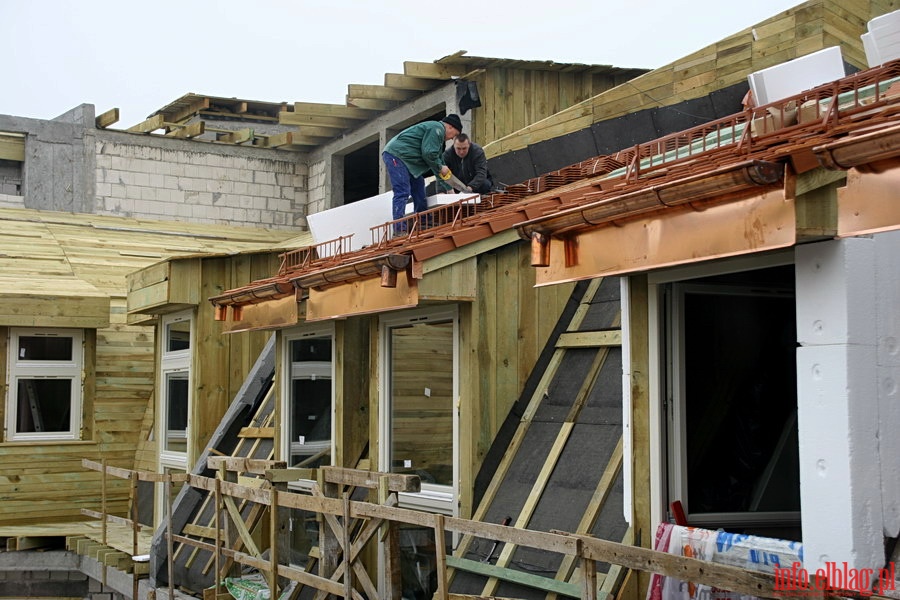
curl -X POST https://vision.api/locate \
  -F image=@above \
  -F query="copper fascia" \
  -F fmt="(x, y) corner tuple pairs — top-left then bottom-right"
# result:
(517, 159), (784, 241)
(290, 253), (412, 290)
(813, 122), (900, 173)
(208, 278), (295, 308)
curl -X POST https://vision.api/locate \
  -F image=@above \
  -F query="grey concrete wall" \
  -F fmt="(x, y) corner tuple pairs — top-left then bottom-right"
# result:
(95, 130), (308, 229)
(0, 105), (97, 213)
(0, 104), (311, 230)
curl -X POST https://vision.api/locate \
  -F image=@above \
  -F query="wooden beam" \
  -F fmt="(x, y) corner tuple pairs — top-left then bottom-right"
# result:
(347, 84), (420, 102)
(262, 132), (293, 148)
(296, 125), (346, 138)
(237, 426), (275, 438)
(217, 128), (254, 144)
(95, 108), (119, 129)
(164, 97), (210, 123)
(165, 122), (205, 139)
(556, 330), (622, 348)
(278, 112), (355, 129)
(403, 61), (468, 79)
(126, 114), (165, 134)
(292, 102), (379, 120)
(286, 134), (333, 147)
(384, 73), (438, 91)
(346, 96), (399, 111)
(446, 556), (581, 598)
(320, 466), (420, 492)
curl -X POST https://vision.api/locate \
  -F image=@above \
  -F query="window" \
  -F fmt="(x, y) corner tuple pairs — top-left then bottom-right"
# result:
(663, 265), (800, 535)
(160, 312), (192, 470)
(282, 326), (334, 471)
(6, 328), (83, 441)
(380, 307), (458, 515)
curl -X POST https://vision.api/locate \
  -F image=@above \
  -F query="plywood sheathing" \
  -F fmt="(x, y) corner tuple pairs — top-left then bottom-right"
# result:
(0, 209), (299, 527)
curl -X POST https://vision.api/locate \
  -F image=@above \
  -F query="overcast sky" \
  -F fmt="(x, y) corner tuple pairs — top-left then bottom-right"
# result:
(4, 0), (806, 128)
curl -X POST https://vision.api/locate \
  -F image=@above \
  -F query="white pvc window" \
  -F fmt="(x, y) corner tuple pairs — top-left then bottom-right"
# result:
(380, 306), (459, 516)
(6, 328), (83, 441)
(282, 325), (334, 476)
(160, 312), (192, 470)
(650, 255), (801, 533)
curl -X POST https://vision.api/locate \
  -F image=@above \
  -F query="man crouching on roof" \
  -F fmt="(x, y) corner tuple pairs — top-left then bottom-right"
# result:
(382, 114), (463, 237)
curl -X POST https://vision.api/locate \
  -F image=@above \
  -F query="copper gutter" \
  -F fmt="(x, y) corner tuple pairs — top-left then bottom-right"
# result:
(288, 253), (411, 290)
(209, 277), (297, 321)
(518, 160), (783, 253)
(813, 121), (900, 173)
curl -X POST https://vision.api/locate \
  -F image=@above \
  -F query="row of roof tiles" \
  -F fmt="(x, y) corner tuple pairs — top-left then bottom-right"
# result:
(211, 60), (900, 311)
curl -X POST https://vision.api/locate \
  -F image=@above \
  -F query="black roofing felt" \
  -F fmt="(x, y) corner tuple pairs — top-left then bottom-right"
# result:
(451, 279), (627, 597)
(488, 83), (750, 187)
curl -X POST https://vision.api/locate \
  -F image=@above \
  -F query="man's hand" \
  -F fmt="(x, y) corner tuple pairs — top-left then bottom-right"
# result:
(439, 165), (450, 178)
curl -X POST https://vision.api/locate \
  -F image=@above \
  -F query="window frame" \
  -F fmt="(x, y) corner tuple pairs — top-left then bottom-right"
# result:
(159, 311), (193, 471)
(645, 251), (800, 531)
(379, 306), (459, 516)
(5, 327), (84, 442)
(281, 323), (335, 492)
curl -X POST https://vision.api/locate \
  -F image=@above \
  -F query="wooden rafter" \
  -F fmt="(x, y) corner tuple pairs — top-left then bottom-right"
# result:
(292, 102), (379, 120)
(346, 97), (398, 111)
(347, 84), (420, 102)
(165, 122), (205, 139)
(403, 61), (468, 80)
(384, 73), (437, 91)
(127, 114), (166, 134)
(278, 112), (356, 129)
(95, 108), (119, 129)
(262, 132), (329, 148)
(164, 97), (210, 123)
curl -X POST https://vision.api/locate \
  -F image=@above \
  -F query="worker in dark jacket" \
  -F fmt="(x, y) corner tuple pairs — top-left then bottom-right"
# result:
(439, 133), (492, 194)
(382, 114), (462, 235)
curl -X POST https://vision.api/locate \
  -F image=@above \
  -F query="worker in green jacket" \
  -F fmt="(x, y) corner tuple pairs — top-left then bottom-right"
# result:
(382, 114), (463, 235)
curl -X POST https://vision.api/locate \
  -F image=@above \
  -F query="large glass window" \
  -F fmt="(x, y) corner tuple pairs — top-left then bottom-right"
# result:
(665, 265), (800, 536)
(283, 326), (334, 470)
(381, 307), (458, 515)
(160, 312), (192, 470)
(6, 328), (83, 441)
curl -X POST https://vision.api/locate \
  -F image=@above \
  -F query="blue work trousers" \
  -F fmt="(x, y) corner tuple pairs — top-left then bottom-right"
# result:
(383, 152), (427, 230)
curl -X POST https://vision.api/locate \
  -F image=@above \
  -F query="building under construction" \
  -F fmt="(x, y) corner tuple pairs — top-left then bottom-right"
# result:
(0, 1), (899, 599)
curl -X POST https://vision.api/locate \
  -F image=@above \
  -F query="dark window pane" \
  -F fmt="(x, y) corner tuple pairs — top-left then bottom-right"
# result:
(18, 336), (73, 361)
(165, 373), (189, 452)
(291, 338), (331, 362)
(166, 321), (190, 352)
(682, 285), (800, 517)
(16, 379), (72, 432)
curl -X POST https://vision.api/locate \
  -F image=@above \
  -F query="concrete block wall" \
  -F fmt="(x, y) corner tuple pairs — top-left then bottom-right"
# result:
(0, 192), (24, 209)
(306, 158), (328, 216)
(0, 161), (21, 195)
(95, 133), (308, 229)
(0, 550), (89, 597)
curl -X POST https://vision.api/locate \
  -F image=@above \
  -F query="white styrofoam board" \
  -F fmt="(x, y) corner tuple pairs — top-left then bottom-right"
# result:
(306, 191), (480, 255)
(747, 46), (845, 106)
